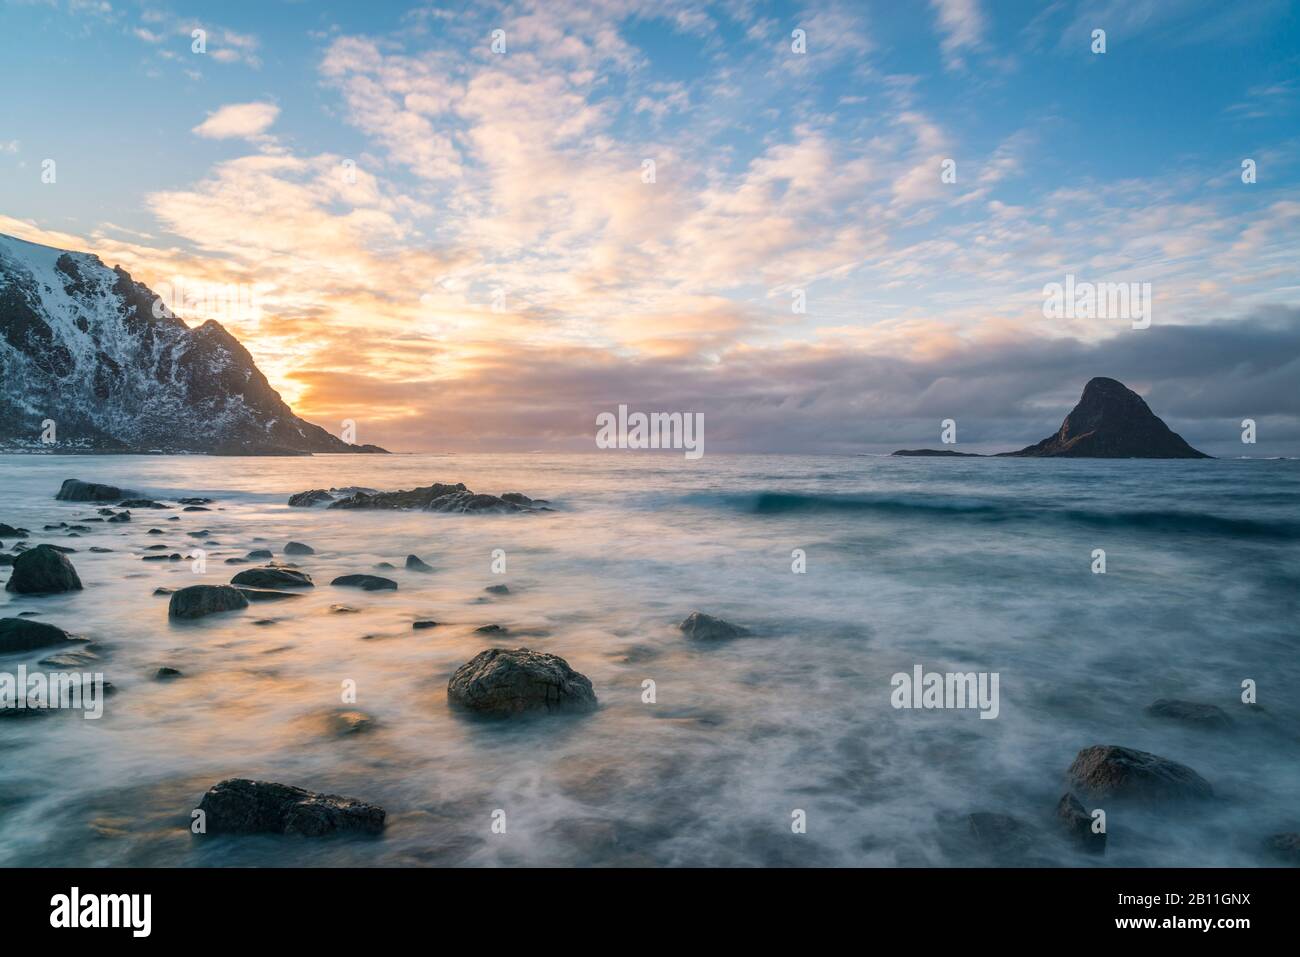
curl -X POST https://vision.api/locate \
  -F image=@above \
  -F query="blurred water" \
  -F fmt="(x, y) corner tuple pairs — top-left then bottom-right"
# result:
(0, 452), (1296, 866)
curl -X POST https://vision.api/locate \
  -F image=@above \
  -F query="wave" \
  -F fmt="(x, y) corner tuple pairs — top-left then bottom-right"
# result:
(686, 491), (1300, 540)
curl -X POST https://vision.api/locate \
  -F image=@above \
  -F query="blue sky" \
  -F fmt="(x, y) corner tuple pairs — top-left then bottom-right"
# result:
(1, 0), (1298, 453)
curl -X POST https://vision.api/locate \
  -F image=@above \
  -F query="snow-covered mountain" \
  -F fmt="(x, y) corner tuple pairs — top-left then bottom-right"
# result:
(0, 232), (386, 454)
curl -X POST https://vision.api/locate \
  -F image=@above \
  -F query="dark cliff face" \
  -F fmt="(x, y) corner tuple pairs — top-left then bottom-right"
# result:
(0, 232), (387, 454)
(1001, 377), (1210, 458)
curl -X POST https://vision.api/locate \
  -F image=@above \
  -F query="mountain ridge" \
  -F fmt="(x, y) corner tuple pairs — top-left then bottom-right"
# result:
(0, 231), (386, 455)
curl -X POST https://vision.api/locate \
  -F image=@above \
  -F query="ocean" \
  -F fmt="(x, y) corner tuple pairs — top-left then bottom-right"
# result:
(0, 452), (1296, 866)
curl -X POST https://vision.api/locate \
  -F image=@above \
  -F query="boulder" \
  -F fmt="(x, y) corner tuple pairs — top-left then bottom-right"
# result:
(1145, 699), (1231, 729)
(1056, 793), (1106, 855)
(678, 611), (747, 641)
(195, 778), (386, 836)
(284, 541), (315, 555)
(168, 584), (250, 620)
(326, 482), (544, 513)
(0, 617), (86, 655)
(230, 567), (314, 589)
(405, 554), (433, 572)
(4, 544), (83, 594)
(447, 647), (597, 715)
(0, 523), (30, 537)
(1067, 745), (1212, 802)
(331, 574), (397, 591)
(55, 479), (126, 501)
(288, 489), (334, 507)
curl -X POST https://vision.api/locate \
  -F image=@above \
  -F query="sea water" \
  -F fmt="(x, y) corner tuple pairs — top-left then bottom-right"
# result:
(0, 453), (1296, 866)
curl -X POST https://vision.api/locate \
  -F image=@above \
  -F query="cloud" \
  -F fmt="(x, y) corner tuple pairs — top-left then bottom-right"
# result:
(930, 0), (986, 69)
(192, 102), (280, 139)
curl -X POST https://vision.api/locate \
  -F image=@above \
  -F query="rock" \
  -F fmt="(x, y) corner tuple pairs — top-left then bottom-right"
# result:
(288, 489), (335, 507)
(326, 710), (374, 736)
(183, 506), (210, 512)
(373, 561), (395, 570)
(230, 567), (314, 589)
(413, 620), (439, 630)
(331, 574), (397, 591)
(678, 611), (747, 641)
(0, 523), (30, 537)
(329, 604), (359, 614)
(235, 588), (303, 603)
(484, 583), (509, 595)
(1056, 793), (1106, 855)
(1002, 377), (1210, 458)
(284, 541), (315, 555)
(154, 587), (175, 595)
(168, 584), (250, 620)
(154, 666), (184, 680)
(107, 511), (131, 523)
(56, 479), (126, 502)
(475, 624), (506, 634)
(89, 546), (112, 553)
(142, 553), (182, 562)
(0, 617), (86, 655)
(195, 778), (386, 836)
(326, 482), (544, 514)
(502, 492), (549, 505)
(4, 544), (83, 594)
(147, 528), (164, 535)
(1067, 745), (1213, 802)
(187, 530), (210, 538)
(39, 647), (99, 667)
(119, 499), (168, 509)
(1145, 699), (1231, 729)
(145, 543), (169, 550)
(447, 647), (597, 715)
(1264, 832), (1300, 865)
(405, 554), (433, 572)
(891, 449), (984, 457)
(0, 555), (12, 567)
(246, 549), (274, 560)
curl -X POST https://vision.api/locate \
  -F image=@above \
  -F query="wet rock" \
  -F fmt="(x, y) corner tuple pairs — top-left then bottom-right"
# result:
(405, 554), (433, 572)
(412, 620), (439, 629)
(107, 511), (131, 523)
(1067, 745), (1212, 802)
(154, 666), (184, 680)
(326, 482), (544, 514)
(502, 492), (548, 506)
(56, 479), (126, 502)
(475, 624), (506, 634)
(331, 574), (397, 591)
(246, 549), (274, 560)
(448, 647), (597, 716)
(196, 778), (386, 836)
(329, 604), (359, 614)
(89, 546), (112, 553)
(147, 528), (164, 535)
(224, 557), (247, 565)
(484, 583), (510, 595)
(288, 489), (334, 507)
(326, 710), (374, 736)
(1056, 793), (1106, 855)
(0, 555), (13, 567)
(284, 542), (315, 555)
(154, 587), (175, 595)
(187, 530), (210, 539)
(168, 584), (250, 620)
(4, 544), (83, 594)
(0, 523), (30, 537)
(178, 497), (213, 506)
(678, 611), (747, 641)
(1264, 832), (1300, 865)
(373, 561), (395, 570)
(0, 617), (86, 655)
(230, 567), (314, 589)
(39, 647), (99, 668)
(183, 505), (211, 512)
(142, 553), (182, 562)
(145, 543), (170, 550)
(119, 499), (168, 509)
(1145, 699), (1231, 729)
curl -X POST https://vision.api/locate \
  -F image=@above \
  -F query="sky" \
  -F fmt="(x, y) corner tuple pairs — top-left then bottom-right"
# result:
(1, 0), (1298, 455)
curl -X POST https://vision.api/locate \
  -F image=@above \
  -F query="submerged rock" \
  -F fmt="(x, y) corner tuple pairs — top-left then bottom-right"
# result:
(331, 574), (397, 591)
(196, 778), (386, 836)
(246, 549), (274, 560)
(484, 584), (509, 595)
(0, 617), (86, 655)
(284, 541), (315, 555)
(1264, 832), (1300, 865)
(1056, 793), (1106, 855)
(405, 554), (433, 573)
(326, 710), (374, 736)
(168, 584), (250, 620)
(966, 812), (1034, 858)
(4, 544), (83, 594)
(154, 666), (184, 680)
(323, 482), (544, 514)
(1145, 699), (1231, 729)
(678, 611), (748, 641)
(412, 620), (439, 630)
(447, 647), (597, 716)
(119, 499), (168, 509)
(230, 567), (314, 589)
(56, 479), (126, 502)
(1067, 745), (1212, 802)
